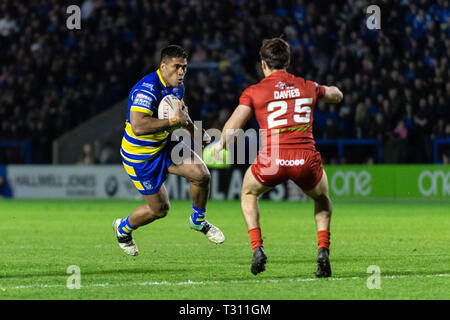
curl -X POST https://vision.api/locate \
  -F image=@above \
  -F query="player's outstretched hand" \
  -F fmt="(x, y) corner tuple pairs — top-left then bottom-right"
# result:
(213, 141), (225, 161)
(202, 129), (212, 148)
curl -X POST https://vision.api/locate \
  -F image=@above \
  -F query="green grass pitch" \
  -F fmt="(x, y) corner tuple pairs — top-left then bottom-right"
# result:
(0, 199), (449, 300)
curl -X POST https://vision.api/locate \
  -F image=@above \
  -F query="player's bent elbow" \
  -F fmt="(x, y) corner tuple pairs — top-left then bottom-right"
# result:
(130, 117), (150, 135)
(130, 126), (143, 136)
(329, 87), (343, 103)
(130, 123), (147, 136)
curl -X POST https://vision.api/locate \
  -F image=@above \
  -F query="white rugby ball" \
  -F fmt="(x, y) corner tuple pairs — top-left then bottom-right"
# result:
(158, 95), (180, 120)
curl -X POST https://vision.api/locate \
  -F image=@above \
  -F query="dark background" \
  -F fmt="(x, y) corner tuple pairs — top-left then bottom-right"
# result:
(0, 0), (449, 165)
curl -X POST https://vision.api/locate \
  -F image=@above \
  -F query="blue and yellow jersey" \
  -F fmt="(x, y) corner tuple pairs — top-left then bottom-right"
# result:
(120, 69), (185, 163)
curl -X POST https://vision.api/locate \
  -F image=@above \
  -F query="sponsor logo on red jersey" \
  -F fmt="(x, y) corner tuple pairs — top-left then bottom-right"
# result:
(275, 158), (305, 166)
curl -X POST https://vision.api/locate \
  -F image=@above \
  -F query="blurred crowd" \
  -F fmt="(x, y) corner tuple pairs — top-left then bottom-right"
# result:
(0, 0), (449, 165)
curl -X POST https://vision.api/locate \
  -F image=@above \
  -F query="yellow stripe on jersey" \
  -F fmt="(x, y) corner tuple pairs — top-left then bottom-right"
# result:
(130, 106), (153, 115)
(120, 149), (148, 163)
(122, 162), (137, 177)
(132, 180), (145, 191)
(125, 122), (169, 142)
(156, 69), (167, 87)
(121, 137), (167, 156)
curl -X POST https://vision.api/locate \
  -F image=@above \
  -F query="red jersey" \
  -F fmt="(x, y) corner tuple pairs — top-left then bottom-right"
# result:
(239, 71), (325, 150)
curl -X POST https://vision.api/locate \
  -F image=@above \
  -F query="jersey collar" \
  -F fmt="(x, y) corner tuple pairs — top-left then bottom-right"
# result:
(267, 70), (288, 78)
(156, 69), (167, 88)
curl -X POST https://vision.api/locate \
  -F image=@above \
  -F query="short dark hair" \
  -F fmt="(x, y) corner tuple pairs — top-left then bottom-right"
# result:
(259, 37), (290, 70)
(160, 45), (188, 63)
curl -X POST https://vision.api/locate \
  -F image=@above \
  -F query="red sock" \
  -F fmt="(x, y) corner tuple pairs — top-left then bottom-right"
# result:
(317, 230), (330, 252)
(248, 227), (263, 252)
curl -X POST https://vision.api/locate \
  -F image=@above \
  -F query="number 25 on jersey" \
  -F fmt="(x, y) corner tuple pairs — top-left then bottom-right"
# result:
(267, 98), (313, 129)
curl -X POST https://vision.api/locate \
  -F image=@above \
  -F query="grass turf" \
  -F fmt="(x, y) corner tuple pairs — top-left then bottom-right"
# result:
(0, 199), (449, 300)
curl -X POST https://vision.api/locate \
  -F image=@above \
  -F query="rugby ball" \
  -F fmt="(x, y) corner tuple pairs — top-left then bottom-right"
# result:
(158, 95), (180, 120)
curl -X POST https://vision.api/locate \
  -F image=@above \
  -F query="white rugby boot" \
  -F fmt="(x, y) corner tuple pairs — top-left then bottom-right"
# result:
(112, 219), (139, 256)
(189, 216), (225, 244)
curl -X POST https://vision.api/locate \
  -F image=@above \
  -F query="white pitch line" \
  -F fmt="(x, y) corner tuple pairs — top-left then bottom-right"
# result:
(2, 274), (449, 291)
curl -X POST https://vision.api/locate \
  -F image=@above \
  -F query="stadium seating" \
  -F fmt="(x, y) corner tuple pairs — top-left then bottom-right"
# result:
(0, 0), (449, 164)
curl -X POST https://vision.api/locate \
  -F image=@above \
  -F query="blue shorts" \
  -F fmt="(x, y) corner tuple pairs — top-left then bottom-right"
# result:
(122, 140), (183, 195)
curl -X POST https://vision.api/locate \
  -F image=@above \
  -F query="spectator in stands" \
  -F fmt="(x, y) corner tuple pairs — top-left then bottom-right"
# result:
(0, 13), (18, 37)
(414, 98), (433, 163)
(99, 142), (118, 164)
(77, 143), (96, 165)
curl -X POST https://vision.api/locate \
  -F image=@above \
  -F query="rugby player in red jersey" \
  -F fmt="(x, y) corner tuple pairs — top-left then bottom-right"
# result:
(214, 38), (343, 277)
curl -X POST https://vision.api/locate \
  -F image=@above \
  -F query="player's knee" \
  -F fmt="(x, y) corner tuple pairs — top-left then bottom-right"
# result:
(153, 202), (170, 219)
(192, 168), (210, 186)
(201, 170), (211, 185)
(314, 194), (332, 213)
(317, 193), (331, 204)
(241, 185), (258, 197)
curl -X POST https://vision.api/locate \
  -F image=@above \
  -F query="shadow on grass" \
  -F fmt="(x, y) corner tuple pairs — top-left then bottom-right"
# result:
(0, 267), (191, 279)
(224, 268), (450, 282)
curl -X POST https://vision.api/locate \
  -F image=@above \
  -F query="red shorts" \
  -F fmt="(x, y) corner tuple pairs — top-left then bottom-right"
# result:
(251, 148), (323, 191)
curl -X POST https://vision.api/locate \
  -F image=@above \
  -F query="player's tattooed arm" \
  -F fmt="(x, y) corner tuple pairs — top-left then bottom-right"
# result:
(130, 102), (194, 135)
(319, 86), (343, 103)
(130, 111), (177, 135)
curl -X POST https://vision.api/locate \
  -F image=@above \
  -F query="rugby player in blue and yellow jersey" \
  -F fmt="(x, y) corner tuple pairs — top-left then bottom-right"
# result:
(113, 45), (225, 256)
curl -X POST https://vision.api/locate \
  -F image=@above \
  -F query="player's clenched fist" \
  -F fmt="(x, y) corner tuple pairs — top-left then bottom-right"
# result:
(170, 102), (192, 128)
